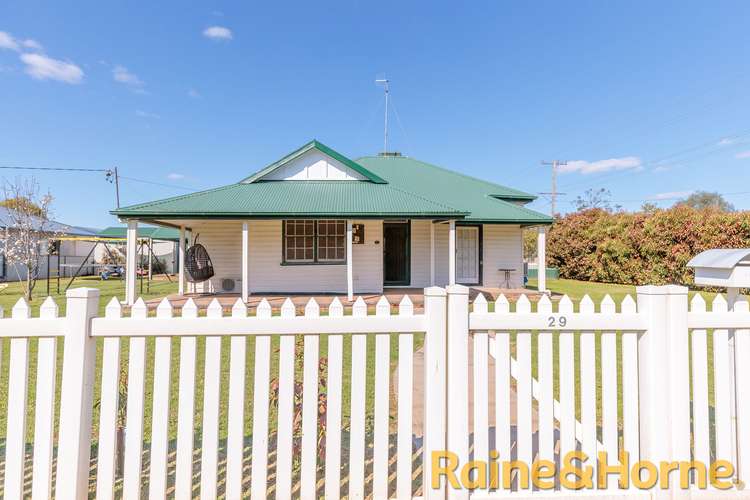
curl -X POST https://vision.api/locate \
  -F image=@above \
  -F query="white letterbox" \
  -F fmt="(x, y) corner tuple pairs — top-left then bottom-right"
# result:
(687, 249), (750, 288)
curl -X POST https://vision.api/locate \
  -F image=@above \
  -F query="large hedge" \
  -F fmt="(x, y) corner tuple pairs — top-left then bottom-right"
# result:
(547, 206), (750, 285)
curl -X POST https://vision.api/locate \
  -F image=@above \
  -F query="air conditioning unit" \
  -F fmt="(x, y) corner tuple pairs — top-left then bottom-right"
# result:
(220, 277), (241, 293)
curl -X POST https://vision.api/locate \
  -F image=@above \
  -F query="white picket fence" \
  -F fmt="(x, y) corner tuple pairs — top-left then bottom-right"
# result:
(0, 284), (749, 499)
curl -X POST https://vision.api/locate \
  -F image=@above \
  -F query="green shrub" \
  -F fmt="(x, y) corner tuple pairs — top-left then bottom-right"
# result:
(547, 207), (750, 285)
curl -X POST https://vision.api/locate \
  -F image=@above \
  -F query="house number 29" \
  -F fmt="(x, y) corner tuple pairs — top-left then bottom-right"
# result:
(547, 315), (568, 328)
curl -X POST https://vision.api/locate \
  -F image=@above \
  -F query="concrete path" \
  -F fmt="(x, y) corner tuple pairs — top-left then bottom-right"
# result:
(394, 341), (538, 437)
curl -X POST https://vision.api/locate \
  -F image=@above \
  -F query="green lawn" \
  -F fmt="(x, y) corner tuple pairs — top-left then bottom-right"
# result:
(529, 277), (720, 308)
(0, 275), (177, 316)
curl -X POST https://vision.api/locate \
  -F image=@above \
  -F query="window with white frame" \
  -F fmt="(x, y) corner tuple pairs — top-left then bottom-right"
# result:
(283, 219), (346, 264)
(284, 220), (315, 262)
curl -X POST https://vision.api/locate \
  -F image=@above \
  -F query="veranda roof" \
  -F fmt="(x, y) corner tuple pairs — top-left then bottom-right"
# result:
(98, 225), (180, 241)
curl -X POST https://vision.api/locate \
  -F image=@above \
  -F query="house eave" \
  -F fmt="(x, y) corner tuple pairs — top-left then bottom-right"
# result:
(110, 211), (470, 220)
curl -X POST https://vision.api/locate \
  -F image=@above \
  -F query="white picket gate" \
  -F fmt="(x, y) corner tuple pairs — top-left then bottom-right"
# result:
(0, 284), (749, 499)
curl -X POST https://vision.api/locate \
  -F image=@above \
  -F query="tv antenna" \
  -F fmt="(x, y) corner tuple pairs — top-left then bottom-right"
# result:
(375, 78), (390, 153)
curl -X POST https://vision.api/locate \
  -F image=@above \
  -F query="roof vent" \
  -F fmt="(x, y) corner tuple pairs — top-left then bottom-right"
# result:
(378, 151), (402, 157)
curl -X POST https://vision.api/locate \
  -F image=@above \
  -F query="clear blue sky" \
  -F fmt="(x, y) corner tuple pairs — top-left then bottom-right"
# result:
(2, 1), (750, 228)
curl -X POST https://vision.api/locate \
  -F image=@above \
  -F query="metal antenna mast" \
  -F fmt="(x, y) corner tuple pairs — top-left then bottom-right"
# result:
(375, 78), (390, 153)
(540, 160), (567, 216)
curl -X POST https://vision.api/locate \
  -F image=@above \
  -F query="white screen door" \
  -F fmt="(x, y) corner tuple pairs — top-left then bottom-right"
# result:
(456, 226), (479, 284)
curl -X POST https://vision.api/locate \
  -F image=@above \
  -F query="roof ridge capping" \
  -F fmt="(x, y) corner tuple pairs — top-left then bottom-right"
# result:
(241, 139), (388, 184)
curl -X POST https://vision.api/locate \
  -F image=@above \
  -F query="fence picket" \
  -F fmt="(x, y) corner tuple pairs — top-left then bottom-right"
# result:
(123, 298), (148, 499)
(600, 295), (618, 471)
(175, 299), (198, 500)
(374, 295), (392, 499)
(149, 299), (173, 500)
(251, 299), (273, 500)
(276, 298), (296, 500)
(349, 297), (367, 500)
(31, 297), (59, 500)
(733, 298), (750, 483)
(621, 295), (640, 463)
(712, 294), (733, 464)
(537, 294), (554, 465)
(472, 293), (490, 481)
(558, 295), (576, 462)
(226, 299), (247, 500)
(300, 322), (320, 500)
(515, 294), (533, 477)
(494, 295), (512, 467)
(200, 299), (223, 498)
(324, 303), (344, 500)
(5, 298), (31, 500)
(96, 298), (122, 500)
(690, 294), (710, 469)
(579, 295), (597, 465)
(397, 295), (415, 499)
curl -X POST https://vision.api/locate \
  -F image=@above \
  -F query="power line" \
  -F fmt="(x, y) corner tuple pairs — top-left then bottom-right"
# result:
(0, 165), (196, 209)
(0, 164), (121, 208)
(0, 165), (109, 172)
(118, 175), (194, 191)
(561, 189), (750, 206)
(542, 68), (750, 164)
(557, 130), (750, 194)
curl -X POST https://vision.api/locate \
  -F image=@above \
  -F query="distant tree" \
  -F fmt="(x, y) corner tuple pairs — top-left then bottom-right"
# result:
(0, 195), (44, 217)
(574, 188), (613, 211)
(675, 191), (734, 211)
(523, 228), (538, 261)
(0, 178), (62, 301)
(640, 202), (659, 213)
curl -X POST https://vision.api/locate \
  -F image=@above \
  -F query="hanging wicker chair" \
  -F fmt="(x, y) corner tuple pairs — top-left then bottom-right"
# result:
(185, 235), (215, 283)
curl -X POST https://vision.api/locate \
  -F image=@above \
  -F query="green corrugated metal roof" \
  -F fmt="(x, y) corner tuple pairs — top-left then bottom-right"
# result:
(112, 142), (552, 224)
(98, 226), (180, 241)
(111, 181), (466, 218)
(356, 156), (551, 223)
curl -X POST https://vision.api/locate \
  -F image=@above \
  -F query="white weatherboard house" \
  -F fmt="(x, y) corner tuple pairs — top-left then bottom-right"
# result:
(112, 141), (553, 304)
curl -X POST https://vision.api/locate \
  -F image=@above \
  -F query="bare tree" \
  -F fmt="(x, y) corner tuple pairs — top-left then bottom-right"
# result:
(0, 178), (62, 301)
(574, 188), (614, 211)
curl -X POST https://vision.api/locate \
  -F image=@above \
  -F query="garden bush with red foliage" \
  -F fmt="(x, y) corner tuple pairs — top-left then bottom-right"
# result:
(547, 206), (750, 285)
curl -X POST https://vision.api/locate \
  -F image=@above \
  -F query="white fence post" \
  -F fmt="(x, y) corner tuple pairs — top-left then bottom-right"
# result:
(55, 287), (100, 500)
(423, 286), (447, 500)
(446, 284), (469, 500)
(636, 285), (690, 478)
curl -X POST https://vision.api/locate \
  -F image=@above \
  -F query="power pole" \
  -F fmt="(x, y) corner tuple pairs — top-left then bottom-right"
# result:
(375, 78), (390, 153)
(106, 166), (121, 209)
(540, 160), (567, 216)
(114, 166), (120, 209)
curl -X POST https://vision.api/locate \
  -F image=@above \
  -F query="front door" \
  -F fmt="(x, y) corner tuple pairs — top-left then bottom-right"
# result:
(383, 222), (410, 286)
(456, 226), (480, 284)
